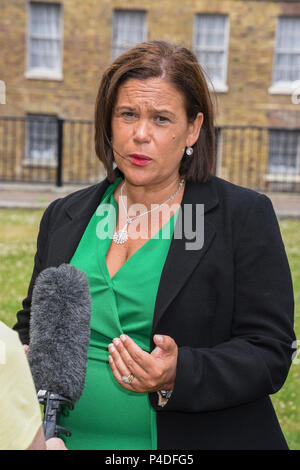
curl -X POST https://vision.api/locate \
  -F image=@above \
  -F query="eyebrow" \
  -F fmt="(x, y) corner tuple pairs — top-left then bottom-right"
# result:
(115, 105), (176, 118)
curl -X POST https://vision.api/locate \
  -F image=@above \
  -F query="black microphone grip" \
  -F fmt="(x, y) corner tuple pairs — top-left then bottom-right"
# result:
(38, 390), (74, 440)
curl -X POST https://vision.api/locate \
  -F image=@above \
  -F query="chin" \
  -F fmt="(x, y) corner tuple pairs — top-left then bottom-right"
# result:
(117, 161), (156, 186)
(124, 172), (155, 188)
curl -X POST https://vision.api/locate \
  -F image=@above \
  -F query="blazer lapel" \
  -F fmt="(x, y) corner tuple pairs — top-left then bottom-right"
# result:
(47, 215), (98, 267)
(152, 176), (218, 333)
(47, 167), (125, 267)
(46, 180), (110, 267)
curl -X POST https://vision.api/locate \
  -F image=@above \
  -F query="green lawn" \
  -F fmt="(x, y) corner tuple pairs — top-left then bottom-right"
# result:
(0, 209), (299, 449)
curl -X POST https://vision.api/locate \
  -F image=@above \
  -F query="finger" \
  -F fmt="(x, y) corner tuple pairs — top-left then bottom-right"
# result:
(108, 355), (130, 389)
(108, 354), (139, 391)
(108, 342), (132, 380)
(113, 337), (146, 378)
(153, 335), (177, 353)
(119, 334), (153, 373)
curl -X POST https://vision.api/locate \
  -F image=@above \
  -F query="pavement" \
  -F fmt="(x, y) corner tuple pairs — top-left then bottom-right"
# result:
(0, 183), (84, 209)
(0, 182), (299, 218)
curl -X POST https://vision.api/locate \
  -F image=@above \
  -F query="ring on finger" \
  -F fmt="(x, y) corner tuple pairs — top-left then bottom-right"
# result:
(122, 374), (134, 384)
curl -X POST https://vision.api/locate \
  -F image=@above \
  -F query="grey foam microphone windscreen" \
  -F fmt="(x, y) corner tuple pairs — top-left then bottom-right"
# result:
(28, 263), (91, 402)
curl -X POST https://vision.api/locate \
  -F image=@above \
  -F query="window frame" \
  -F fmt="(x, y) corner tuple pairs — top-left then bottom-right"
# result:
(25, 1), (64, 81)
(24, 113), (58, 167)
(111, 9), (147, 60)
(269, 16), (300, 95)
(267, 128), (300, 176)
(193, 13), (230, 93)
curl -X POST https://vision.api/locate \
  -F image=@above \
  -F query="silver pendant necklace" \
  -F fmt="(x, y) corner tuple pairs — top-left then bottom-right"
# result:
(112, 178), (185, 245)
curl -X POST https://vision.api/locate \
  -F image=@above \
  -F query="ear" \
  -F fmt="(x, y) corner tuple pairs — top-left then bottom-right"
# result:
(186, 112), (204, 147)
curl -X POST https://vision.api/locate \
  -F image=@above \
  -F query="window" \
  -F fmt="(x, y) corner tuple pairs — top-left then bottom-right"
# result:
(26, 2), (63, 79)
(112, 10), (146, 59)
(269, 17), (300, 94)
(25, 115), (58, 165)
(193, 14), (229, 92)
(268, 129), (300, 174)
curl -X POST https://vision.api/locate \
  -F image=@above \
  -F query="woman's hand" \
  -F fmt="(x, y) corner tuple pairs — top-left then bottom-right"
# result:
(108, 334), (178, 393)
(23, 344), (29, 356)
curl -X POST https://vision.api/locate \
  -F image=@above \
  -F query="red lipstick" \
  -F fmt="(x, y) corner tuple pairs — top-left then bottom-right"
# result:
(128, 154), (152, 167)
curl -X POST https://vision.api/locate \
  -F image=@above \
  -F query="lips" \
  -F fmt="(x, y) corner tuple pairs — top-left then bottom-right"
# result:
(129, 154), (152, 161)
(128, 154), (152, 167)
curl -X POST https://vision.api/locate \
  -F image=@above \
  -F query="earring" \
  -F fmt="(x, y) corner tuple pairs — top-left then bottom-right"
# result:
(186, 146), (193, 156)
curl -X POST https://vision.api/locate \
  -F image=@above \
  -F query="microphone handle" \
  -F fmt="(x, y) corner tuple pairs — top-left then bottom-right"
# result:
(38, 391), (74, 440)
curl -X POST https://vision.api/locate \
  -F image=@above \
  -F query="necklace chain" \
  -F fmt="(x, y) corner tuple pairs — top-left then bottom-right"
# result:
(112, 178), (185, 245)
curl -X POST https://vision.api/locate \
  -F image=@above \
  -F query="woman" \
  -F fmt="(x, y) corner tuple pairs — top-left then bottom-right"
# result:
(14, 41), (295, 450)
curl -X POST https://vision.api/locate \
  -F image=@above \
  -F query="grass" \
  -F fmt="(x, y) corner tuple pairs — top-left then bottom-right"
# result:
(270, 219), (300, 450)
(0, 209), (299, 449)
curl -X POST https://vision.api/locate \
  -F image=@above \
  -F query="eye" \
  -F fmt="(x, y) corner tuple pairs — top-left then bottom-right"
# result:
(154, 116), (170, 124)
(121, 112), (137, 120)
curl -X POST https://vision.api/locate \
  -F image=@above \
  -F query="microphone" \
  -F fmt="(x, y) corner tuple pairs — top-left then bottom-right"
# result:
(110, 142), (128, 162)
(28, 263), (91, 440)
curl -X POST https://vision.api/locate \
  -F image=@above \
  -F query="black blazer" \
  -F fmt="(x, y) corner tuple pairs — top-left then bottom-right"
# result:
(14, 168), (296, 450)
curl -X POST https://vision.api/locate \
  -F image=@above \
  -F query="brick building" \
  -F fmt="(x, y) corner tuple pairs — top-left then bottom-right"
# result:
(0, 0), (300, 188)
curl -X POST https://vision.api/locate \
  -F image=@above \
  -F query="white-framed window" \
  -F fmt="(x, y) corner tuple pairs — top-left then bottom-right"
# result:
(268, 129), (300, 174)
(269, 16), (300, 95)
(25, 114), (58, 165)
(26, 2), (63, 80)
(112, 10), (147, 60)
(193, 14), (229, 93)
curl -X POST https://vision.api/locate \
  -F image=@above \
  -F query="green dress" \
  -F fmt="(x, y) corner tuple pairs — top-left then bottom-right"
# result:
(59, 176), (179, 450)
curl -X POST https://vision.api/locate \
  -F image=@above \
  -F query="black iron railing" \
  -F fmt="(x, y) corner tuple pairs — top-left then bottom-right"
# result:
(0, 116), (104, 186)
(0, 116), (299, 192)
(216, 125), (300, 193)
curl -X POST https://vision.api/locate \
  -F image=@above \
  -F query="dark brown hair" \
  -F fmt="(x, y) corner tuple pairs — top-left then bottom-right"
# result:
(94, 40), (215, 182)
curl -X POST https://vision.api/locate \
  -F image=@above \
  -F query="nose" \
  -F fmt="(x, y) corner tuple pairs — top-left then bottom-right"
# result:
(133, 119), (151, 143)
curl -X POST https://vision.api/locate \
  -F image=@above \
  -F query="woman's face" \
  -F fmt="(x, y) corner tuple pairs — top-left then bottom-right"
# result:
(111, 77), (203, 187)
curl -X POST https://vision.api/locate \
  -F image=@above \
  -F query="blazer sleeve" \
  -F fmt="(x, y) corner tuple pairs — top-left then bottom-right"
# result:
(150, 193), (296, 413)
(13, 199), (59, 345)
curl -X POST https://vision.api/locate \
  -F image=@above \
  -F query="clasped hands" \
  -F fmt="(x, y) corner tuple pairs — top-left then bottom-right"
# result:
(108, 334), (178, 394)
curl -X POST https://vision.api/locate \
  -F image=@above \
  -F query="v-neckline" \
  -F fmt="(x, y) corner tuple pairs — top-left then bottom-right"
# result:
(104, 211), (178, 281)
(98, 177), (179, 281)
